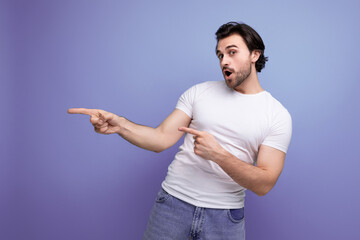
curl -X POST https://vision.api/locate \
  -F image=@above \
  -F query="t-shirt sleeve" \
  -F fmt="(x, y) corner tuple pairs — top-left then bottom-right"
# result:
(175, 84), (197, 118)
(262, 109), (292, 153)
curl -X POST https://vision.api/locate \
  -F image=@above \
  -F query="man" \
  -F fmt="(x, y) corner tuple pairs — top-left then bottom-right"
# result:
(68, 22), (292, 240)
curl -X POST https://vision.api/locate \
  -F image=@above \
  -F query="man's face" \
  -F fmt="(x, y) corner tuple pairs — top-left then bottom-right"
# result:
(216, 34), (253, 89)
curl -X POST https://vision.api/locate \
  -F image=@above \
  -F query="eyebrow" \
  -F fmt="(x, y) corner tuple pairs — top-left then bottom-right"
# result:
(216, 45), (239, 55)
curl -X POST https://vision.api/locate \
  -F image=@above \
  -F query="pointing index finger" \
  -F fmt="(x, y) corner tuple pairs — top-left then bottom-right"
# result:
(178, 127), (202, 136)
(67, 108), (96, 116)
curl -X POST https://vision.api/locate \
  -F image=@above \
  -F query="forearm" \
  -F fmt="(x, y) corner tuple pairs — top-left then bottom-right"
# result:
(212, 149), (275, 196)
(117, 117), (167, 153)
(116, 109), (190, 153)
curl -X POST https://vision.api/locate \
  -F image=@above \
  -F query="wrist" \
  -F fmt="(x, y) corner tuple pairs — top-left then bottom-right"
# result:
(212, 147), (231, 164)
(116, 116), (128, 136)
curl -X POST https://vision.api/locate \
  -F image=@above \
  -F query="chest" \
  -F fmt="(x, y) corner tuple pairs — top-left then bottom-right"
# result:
(191, 94), (271, 148)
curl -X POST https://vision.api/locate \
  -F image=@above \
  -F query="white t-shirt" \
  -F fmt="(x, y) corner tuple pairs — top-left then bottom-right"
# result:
(161, 81), (292, 209)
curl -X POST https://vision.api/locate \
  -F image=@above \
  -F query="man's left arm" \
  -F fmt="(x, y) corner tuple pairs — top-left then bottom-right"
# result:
(179, 127), (286, 196)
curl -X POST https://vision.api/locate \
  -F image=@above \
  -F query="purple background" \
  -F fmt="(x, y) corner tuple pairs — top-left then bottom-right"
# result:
(2, 0), (360, 239)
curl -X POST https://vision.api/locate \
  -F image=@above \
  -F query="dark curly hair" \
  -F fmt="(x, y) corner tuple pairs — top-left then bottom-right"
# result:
(215, 22), (268, 72)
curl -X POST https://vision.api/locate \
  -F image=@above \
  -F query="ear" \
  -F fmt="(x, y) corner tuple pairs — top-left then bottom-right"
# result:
(251, 50), (261, 63)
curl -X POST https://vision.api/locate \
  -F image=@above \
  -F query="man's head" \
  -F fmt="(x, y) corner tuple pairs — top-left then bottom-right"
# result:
(215, 22), (268, 90)
(216, 22), (268, 72)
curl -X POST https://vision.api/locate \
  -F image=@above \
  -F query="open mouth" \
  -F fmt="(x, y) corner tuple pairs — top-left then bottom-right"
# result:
(225, 70), (232, 77)
(223, 68), (234, 78)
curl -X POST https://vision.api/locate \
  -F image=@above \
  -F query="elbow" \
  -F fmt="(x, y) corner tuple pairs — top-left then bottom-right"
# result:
(152, 144), (168, 153)
(256, 190), (269, 197)
(151, 133), (170, 153)
(254, 185), (273, 197)
(153, 148), (164, 153)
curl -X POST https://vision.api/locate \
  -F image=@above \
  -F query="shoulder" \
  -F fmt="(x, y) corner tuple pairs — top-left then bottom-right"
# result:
(195, 80), (225, 94)
(261, 92), (293, 152)
(264, 92), (291, 114)
(191, 80), (223, 90)
(182, 81), (224, 97)
(262, 92), (292, 126)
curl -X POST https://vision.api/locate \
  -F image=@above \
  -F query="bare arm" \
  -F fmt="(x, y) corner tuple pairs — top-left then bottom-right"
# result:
(179, 127), (286, 196)
(68, 108), (191, 152)
(119, 109), (191, 152)
(213, 144), (285, 196)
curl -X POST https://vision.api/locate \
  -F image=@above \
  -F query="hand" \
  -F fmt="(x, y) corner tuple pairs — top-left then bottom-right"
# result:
(67, 108), (124, 135)
(178, 127), (225, 161)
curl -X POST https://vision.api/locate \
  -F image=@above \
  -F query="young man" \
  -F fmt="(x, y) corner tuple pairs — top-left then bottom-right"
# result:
(68, 22), (292, 240)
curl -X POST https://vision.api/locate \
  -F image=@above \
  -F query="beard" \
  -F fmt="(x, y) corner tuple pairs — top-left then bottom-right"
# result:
(224, 62), (252, 89)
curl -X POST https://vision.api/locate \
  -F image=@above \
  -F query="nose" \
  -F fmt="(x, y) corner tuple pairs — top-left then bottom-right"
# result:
(221, 55), (230, 68)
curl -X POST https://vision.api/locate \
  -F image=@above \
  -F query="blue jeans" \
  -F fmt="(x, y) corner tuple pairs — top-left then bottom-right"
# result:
(143, 188), (245, 240)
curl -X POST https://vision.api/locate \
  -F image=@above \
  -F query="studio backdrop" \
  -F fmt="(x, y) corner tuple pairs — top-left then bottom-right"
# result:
(1, 0), (360, 239)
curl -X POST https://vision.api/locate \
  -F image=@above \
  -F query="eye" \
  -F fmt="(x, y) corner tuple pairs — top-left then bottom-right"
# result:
(230, 50), (236, 55)
(217, 54), (224, 59)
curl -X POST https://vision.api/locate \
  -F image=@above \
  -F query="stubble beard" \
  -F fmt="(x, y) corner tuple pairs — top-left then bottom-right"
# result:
(231, 63), (252, 89)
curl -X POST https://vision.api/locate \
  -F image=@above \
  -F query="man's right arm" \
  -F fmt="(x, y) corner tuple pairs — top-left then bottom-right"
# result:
(67, 108), (191, 153)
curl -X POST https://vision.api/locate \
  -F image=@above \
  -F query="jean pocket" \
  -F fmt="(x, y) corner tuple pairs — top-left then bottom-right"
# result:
(155, 188), (171, 203)
(227, 208), (245, 223)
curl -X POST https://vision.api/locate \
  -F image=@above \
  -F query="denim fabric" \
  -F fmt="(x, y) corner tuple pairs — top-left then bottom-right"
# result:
(143, 188), (245, 240)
